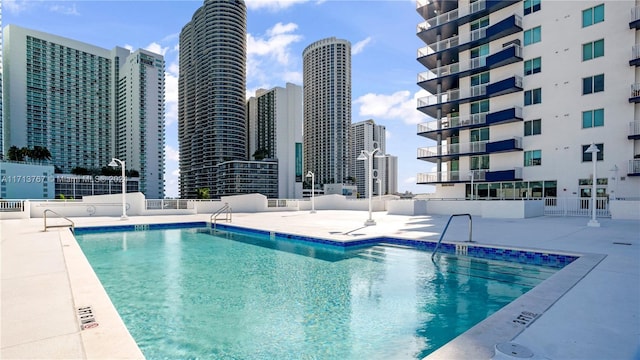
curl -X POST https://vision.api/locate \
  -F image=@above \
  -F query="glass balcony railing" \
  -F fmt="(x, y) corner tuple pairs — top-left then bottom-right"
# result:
(417, 169), (487, 183)
(633, 44), (640, 62)
(628, 159), (640, 174)
(418, 56), (486, 83)
(630, 121), (640, 137)
(632, 6), (640, 23)
(417, 84), (487, 108)
(631, 83), (640, 99)
(417, 0), (488, 31)
(417, 112), (488, 133)
(418, 141), (488, 158)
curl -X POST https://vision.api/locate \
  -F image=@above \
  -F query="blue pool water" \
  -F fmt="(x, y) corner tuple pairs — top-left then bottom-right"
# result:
(76, 226), (560, 359)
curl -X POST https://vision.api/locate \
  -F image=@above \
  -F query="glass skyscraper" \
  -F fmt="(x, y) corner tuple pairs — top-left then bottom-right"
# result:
(178, 0), (247, 198)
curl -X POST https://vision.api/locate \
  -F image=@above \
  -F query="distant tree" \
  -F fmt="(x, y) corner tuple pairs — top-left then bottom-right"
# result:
(252, 148), (269, 161)
(30, 146), (52, 161)
(100, 166), (120, 176)
(126, 169), (140, 177)
(7, 146), (23, 161)
(196, 187), (210, 199)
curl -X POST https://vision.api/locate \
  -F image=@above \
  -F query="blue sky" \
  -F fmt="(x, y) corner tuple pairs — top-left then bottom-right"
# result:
(4, 0), (435, 198)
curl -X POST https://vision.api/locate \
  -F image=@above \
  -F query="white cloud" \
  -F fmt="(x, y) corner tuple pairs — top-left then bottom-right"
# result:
(123, 44), (134, 52)
(165, 145), (179, 162)
(354, 89), (430, 125)
(245, 0), (309, 11)
(352, 37), (372, 55)
(246, 22), (303, 88)
(4, 0), (31, 14)
(144, 42), (169, 56)
(49, 3), (80, 16)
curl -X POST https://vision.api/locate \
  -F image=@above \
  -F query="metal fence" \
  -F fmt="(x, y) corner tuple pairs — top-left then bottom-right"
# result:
(543, 197), (610, 218)
(145, 199), (193, 210)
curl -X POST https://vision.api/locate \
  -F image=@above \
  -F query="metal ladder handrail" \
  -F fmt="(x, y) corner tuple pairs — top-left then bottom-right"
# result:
(210, 202), (232, 230)
(43, 209), (75, 232)
(431, 213), (472, 261)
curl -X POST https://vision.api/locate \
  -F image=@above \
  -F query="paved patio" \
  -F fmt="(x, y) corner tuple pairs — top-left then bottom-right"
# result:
(1, 211), (639, 359)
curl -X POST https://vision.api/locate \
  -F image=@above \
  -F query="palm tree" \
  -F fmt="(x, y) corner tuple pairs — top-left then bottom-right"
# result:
(30, 146), (52, 161)
(7, 146), (22, 161)
(196, 187), (210, 199)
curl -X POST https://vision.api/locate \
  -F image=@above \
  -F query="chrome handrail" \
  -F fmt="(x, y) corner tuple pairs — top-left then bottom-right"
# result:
(210, 202), (232, 230)
(431, 213), (473, 261)
(43, 209), (75, 232)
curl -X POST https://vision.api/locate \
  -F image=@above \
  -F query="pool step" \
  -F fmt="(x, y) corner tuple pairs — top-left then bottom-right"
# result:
(439, 255), (555, 287)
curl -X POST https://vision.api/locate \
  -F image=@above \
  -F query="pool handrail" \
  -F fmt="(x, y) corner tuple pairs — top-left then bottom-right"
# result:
(210, 202), (232, 230)
(43, 209), (75, 232)
(431, 213), (472, 261)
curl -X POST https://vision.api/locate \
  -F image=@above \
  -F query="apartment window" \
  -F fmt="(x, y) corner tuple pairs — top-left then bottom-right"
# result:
(582, 40), (604, 62)
(582, 74), (604, 95)
(470, 127), (489, 142)
(524, 88), (542, 105)
(471, 72), (490, 86)
(582, 143), (604, 161)
(524, 119), (541, 136)
(524, 57), (541, 75)
(470, 99), (489, 114)
(471, 155), (490, 170)
(582, 4), (604, 27)
(582, 109), (604, 128)
(524, 150), (542, 166)
(524, 0), (541, 15)
(523, 26), (541, 46)
(470, 17), (489, 31)
(470, 44), (490, 59)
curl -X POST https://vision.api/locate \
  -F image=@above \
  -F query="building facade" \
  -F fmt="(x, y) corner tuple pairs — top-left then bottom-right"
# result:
(351, 119), (386, 198)
(416, 0), (639, 200)
(2, 25), (165, 198)
(178, 0), (247, 199)
(247, 83), (303, 199)
(116, 49), (166, 199)
(303, 37), (352, 187)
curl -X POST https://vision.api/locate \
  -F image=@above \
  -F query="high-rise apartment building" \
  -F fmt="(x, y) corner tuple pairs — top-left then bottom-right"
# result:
(303, 37), (352, 187)
(416, 0), (639, 200)
(2, 25), (165, 198)
(116, 49), (166, 199)
(247, 83), (303, 199)
(178, 0), (247, 199)
(352, 119), (386, 198)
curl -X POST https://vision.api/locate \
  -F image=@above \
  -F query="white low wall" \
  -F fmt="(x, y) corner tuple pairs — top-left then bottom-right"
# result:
(30, 192), (147, 218)
(387, 199), (544, 218)
(610, 200), (640, 220)
(481, 200), (544, 218)
(221, 193), (269, 213)
(299, 194), (385, 212)
(387, 199), (427, 216)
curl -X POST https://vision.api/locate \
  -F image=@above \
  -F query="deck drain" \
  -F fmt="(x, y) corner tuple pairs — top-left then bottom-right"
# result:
(493, 342), (534, 359)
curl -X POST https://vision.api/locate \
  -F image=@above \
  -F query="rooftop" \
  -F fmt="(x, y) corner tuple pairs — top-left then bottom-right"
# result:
(1, 211), (639, 359)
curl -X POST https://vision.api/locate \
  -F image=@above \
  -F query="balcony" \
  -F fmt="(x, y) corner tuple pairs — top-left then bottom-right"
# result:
(631, 6), (640, 29)
(628, 159), (640, 176)
(417, 76), (522, 118)
(629, 121), (640, 140)
(418, 137), (521, 162)
(630, 83), (640, 103)
(417, 44), (522, 94)
(417, 0), (520, 45)
(485, 167), (523, 182)
(417, 14), (523, 69)
(418, 141), (488, 162)
(485, 75), (523, 97)
(417, 170), (487, 184)
(417, 106), (522, 139)
(631, 45), (640, 67)
(417, 84), (486, 117)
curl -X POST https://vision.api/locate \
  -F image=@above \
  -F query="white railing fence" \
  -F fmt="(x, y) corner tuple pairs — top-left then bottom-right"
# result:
(543, 197), (610, 217)
(145, 199), (193, 210)
(0, 200), (25, 212)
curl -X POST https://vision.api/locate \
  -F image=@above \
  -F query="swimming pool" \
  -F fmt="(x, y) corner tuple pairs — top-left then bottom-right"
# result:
(75, 223), (571, 359)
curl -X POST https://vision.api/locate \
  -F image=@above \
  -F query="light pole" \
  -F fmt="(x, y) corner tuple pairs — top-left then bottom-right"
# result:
(108, 158), (128, 220)
(357, 148), (381, 226)
(584, 143), (600, 227)
(306, 171), (316, 214)
(609, 165), (618, 200)
(376, 178), (382, 201)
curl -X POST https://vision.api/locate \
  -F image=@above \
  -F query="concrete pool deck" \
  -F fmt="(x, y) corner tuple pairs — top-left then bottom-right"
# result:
(1, 211), (639, 359)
